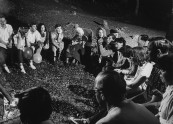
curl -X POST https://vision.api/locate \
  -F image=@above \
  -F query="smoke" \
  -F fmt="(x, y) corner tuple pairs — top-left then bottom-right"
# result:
(0, 0), (14, 15)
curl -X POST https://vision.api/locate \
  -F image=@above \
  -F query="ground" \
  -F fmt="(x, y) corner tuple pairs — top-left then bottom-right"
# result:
(0, 0), (167, 123)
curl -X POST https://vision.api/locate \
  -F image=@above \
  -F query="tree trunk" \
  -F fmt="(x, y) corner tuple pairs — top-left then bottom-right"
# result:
(135, 0), (139, 16)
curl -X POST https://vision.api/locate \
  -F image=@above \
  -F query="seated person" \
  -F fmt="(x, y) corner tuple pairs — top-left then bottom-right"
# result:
(26, 22), (43, 69)
(51, 24), (64, 62)
(15, 87), (53, 124)
(13, 27), (28, 73)
(0, 16), (13, 73)
(94, 70), (160, 124)
(137, 34), (149, 47)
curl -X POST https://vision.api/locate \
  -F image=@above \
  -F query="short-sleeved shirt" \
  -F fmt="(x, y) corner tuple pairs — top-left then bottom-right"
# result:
(159, 85), (173, 124)
(0, 24), (13, 49)
(26, 29), (41, 44)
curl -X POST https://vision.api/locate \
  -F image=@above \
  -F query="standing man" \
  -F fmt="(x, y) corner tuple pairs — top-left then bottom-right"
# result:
(0, 15), (13, 73)
(26, 22), (42, 69)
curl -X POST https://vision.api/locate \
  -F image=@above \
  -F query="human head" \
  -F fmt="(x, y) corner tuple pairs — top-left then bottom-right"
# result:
(94, 70), (126, 106)
(110, 29), (118, 38)
(55, 24), (62, 34)
(37, 23), (47, 33)
(107, 34), (116, 44)
(0, 15), (7, 28)
(137, 34), (149, 47)
(130, 46), (149, 66)
(75, 27), (84, 37)
(30, 22), (37, 33)
(148, 37), (173, 63)
(114, 37), (126, 50)
(16, 87), (52, 124)
(96, 27), (106, 38)
(157, 54), (173, 85)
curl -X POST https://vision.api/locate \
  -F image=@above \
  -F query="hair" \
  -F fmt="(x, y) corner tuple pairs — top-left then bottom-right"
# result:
(140, 34), (149, 41)
(37, 23), (47, 33)
(75, 27), (84, 36)
(131, 47), (149, 66)
(95, 70), (126, 106)
(54, 24), (61, 29)
(110, 29), (118, 34)
(107, 33), (116, 41)
(29, 22), (37, 27)
(148, 37), (173, 63)
(157, 54), (173, 84)
(115, 37), (126, 47)
(96, 27), (107, 38)
(16, 87), (52, 124)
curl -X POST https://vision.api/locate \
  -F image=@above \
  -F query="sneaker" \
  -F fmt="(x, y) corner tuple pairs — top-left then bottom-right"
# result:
(21, 68), (26, 74)
(20, 65), (26, 74)
(4, 66), (10, 73)
(54, 56), (56, 62)
(29, 63), (36, 70)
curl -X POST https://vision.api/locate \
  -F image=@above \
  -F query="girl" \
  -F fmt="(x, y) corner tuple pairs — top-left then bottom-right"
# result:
(13, 27), (28, 73)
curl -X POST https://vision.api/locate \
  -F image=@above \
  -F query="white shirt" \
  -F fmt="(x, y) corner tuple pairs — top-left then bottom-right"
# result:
(0, 24), (13, 49)
(26, 29), (41, 44)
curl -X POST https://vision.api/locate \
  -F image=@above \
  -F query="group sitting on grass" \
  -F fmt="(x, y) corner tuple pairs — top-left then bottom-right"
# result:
(1, 14), (173, 124)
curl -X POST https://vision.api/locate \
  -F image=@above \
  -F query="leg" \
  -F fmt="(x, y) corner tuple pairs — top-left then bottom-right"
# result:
(52, 45), (57, 62)
(18, 49), (26, 73)
(29, 46), (36, 70)
(0, 47), (10, 73)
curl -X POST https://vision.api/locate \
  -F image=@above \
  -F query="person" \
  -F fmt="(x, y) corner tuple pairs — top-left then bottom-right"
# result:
(109, 29), (119, 38)
(15, 87), (53, 124)
(13, 27), (28, 73)
(94, 70), (160, 124)
(51, 24), (64, 62)
(0, 16), (13, 73)
(37, 23), (49, 60)
(26, 22), (42, 69)
(155, 54), (173, 124)
(66, 24), (86, 65)
(137, 34), (149, 47)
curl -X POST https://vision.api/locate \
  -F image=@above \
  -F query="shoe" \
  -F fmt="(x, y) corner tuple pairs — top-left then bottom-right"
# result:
(20, 65), (26, 74)
(29, 63), (36, 70)
(54, 56), (56, 62)
(21, 68), (26, 74)
(4, 66), (10, 73)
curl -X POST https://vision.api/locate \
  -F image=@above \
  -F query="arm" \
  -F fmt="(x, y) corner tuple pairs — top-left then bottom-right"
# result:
(127, 75), (147, 89)
(51, 32), (59, 48)
(0, 83), (12, 103)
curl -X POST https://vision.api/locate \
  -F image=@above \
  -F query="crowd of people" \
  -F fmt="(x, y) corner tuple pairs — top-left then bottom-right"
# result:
(1, 14), (173, 124)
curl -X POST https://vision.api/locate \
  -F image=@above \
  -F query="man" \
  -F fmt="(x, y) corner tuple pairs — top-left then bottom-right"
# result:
(26, 22), (42, 69)
(94, 70), (160, 124)
(51, 24), (64, 62)
(0, 16), (13, 73)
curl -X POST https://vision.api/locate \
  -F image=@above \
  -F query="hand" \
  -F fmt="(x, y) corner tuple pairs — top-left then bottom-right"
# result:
(114, 69), (121, 73)
(7, 43), (12, 48)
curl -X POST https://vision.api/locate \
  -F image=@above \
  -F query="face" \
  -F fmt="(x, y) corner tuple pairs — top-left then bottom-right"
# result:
(55, 26), (62, 34)
(107, 36), (113, 44)
(0, 17), (6, 27)
(94, 76), (105, 106)
(41, 25), (45, 32)
(30, 25), (37, 32)
(98, 30), (104, 38)
(115, 42), (123, 50)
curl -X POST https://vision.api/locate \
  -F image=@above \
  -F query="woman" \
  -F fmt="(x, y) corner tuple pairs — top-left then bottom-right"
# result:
(37, 23), (49, 60)
(13, 27), (28, 73)
(155, 54), (173, 124)
(66, 25), (86, 65)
